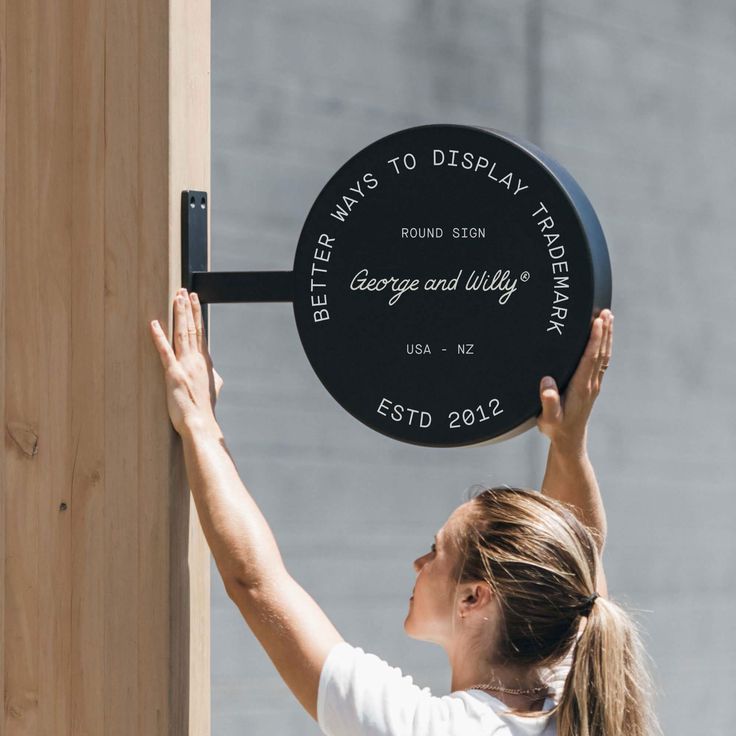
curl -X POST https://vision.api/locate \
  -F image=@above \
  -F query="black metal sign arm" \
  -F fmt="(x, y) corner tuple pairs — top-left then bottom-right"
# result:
(181, 190), (294, 304)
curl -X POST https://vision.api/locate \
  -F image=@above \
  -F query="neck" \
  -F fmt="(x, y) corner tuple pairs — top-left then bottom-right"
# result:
(447, 637), (546, 694)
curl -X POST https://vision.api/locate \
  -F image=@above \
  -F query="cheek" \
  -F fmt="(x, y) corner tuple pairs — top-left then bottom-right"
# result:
(417, 571), (454, 614)
(412, 574), (433, 610)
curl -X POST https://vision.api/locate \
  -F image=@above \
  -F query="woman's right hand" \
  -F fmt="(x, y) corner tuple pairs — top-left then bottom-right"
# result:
(536, 309), (613, 451)
(149, 289), (225, 436)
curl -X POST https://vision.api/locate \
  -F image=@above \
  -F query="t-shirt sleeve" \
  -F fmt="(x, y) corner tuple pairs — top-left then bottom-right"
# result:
(316, 641), (456, 736)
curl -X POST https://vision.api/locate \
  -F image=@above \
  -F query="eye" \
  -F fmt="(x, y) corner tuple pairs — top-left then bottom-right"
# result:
(430, 543), (437, 554)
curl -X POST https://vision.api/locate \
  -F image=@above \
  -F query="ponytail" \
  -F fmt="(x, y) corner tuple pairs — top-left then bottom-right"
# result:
(557, 595), (661, 736)
(458, 487), (662, 736)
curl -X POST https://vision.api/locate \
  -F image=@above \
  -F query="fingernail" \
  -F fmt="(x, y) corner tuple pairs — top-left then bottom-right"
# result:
(191, 292), (198, 302)
(542, 376), (554, 388)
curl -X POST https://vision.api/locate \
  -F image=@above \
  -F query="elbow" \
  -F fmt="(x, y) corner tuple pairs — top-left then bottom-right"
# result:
(590, 522), (607, 555)
(223, 564), (289, 598)
(592, 508), (607, 553)
(596, 537), (606, 557)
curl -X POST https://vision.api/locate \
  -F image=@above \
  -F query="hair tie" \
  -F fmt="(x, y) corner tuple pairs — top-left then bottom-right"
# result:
(579, 591), (599, 617)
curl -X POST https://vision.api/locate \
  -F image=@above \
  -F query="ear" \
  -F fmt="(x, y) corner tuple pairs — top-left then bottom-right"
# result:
(458, 582), (493, 616)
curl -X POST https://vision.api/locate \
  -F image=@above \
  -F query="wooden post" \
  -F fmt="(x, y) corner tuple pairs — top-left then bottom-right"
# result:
(0, 0), (211, 733)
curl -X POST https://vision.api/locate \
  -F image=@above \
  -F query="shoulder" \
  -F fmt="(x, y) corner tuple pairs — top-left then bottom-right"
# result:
(539, 642), (575, 703)
(318, 642), (506, 736)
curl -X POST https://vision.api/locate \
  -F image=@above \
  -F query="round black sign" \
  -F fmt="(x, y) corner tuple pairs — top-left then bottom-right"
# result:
(292, 124), (611, 447)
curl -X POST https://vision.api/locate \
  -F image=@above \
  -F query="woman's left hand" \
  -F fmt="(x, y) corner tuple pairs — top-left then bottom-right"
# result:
(149, 288), (224, 435)
(536, 308), (613, 451)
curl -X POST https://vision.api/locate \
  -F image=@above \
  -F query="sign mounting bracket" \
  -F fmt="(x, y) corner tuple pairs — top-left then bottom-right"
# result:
(181, 190), (295, 315)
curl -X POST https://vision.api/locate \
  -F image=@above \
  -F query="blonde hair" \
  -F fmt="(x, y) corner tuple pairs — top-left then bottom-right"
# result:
(450, 486), (661, 736)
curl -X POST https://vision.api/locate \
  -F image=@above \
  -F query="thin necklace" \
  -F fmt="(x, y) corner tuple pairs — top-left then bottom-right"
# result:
(467, 681), (550, 696)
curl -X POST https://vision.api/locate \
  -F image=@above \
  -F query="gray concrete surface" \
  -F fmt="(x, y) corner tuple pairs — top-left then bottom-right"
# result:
(210, 2), (736, 733)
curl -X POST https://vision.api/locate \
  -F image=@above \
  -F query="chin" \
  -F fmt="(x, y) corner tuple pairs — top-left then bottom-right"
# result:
(404, 619), (426, 641)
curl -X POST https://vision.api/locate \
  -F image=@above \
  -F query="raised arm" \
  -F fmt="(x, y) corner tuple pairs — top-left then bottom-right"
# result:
(149, 289), (343, 722)
(541, 443), (606, 550)
(179, 421), (343, 720)
(536, 309), (614, 595)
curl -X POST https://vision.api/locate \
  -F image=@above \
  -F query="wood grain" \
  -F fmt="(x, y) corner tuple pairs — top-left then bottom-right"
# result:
(1, 0), (211, 733)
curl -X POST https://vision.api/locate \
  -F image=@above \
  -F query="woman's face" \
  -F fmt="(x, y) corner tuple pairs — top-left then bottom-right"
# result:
(404, 504), (468, 645)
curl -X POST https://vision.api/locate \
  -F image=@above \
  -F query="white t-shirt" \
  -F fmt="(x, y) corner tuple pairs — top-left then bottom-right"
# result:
(317, 642), (573, 736)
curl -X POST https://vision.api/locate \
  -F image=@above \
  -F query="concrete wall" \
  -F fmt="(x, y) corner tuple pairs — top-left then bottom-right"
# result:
(210, 2), (736, 733)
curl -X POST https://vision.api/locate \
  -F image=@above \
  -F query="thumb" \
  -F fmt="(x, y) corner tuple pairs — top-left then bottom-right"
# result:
(149, 320), (176, 371)
(213, 368), (224, 396)
(540, 376), (562, 422)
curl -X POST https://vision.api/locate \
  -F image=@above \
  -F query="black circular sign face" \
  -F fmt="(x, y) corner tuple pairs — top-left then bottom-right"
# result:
(292, 124), (611, 448)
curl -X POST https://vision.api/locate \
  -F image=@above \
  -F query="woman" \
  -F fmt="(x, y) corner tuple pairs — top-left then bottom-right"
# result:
(149, 290), (660, 736)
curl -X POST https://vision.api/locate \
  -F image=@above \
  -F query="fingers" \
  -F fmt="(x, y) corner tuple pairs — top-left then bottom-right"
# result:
(173, 287), (202, 356)
(568, 315), (604, 392)
(152, 289), (211, 368)
(586, 316), (606, 386)
(178, 288), (197, 350)
(149, 320), (176, 370)
(595, 309), (613, 384)
(189, 291), (206, 354)
(173, 293), (191, 357)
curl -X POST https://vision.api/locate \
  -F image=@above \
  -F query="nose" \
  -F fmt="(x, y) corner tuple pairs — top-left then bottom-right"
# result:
(413, 553), (428, 574)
